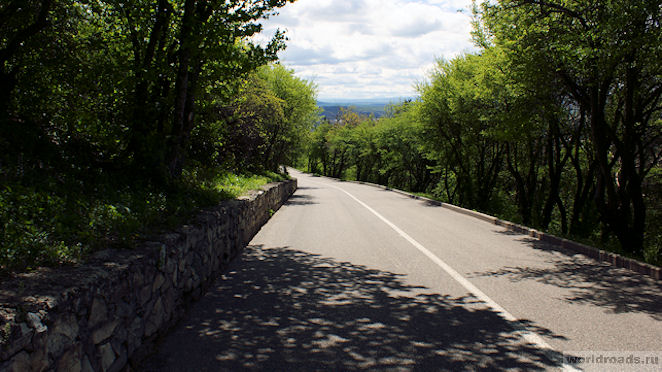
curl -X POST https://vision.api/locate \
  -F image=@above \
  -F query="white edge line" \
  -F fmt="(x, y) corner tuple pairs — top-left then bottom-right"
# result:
(319, 180), (580, 372)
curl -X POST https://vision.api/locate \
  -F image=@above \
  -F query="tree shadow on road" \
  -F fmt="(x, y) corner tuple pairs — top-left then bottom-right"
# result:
(141, 245), (564, 371)
(284, 193), (318, 206)
(474, 232), (662, 320)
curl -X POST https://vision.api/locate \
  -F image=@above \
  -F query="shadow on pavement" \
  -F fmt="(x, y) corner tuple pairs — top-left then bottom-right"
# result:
(141, 245), (564, 371)
(475, 232), (662, 320)
(284, 193), (318, 206)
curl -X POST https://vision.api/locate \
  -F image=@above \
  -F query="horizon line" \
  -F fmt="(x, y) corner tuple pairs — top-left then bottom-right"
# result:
(317, 96), (417, 102)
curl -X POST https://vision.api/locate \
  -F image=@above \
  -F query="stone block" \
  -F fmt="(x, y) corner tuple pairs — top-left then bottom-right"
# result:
(26, 312), (47, 333)
(30, 327), (48, 356)
(115, 300), (134, 319)
(27, 347), (49, 372)
(98, 342), (116, 372)
(112, 322), (127, 344)
(152, 274), (165, 293)
(5, 351), (31, 372)
(81, 355), (94, 372)
(144, 298), (163, 337)
(162, 287), (176, 320)
(171, 265), (178, 286)
(47, 331), (74, 361)
(158, 245), (167, 270)
(107, 339), (127, 372)
(0, 323), (33, 360)
(107, 350), (127, 372)
(57, 344), (82, 372)
(51, 314), (79, 341)
(184, 277), (194, 291)
(126, 317), (143, 354)
(166, 258), (177, 277)
(139, 284), (152, 307)
(131, 271), (144, 288)
(92, 320), (119, 345)
(88, 297), (107, 328)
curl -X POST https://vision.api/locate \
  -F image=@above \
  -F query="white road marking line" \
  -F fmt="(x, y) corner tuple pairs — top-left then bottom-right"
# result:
(319, 180), (579, 371)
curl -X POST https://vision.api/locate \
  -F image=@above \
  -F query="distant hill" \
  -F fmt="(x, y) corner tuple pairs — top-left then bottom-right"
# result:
(317, 97), (413, 121)
(318, 104), (388, 121)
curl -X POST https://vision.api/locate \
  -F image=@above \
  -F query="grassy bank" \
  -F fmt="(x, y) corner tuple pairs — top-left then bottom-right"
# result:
(0, 168), (288, 275)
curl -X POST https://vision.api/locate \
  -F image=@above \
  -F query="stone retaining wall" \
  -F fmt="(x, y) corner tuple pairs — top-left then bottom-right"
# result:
(0, 179), (297, 372)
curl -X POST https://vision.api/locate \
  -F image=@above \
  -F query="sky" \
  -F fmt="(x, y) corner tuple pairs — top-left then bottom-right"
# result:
(257, 0), (478, 101)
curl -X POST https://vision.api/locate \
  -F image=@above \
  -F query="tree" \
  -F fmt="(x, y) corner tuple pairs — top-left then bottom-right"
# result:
(1, 0), (295, 182)
(227, 73), (287, 171)
(255, 64), (320, 168)
(418, 55), (504, 211)
(205, 64), (318, 172)
(373, 104), (432, 191)
(307, 120), (332, 174)
(0, 0), (54, 117)
(109, 0), (294, 179)
(478, 0), (662, 255)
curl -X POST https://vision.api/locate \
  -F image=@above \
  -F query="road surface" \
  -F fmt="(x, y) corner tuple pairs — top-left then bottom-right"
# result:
(141, 169), (662, 371)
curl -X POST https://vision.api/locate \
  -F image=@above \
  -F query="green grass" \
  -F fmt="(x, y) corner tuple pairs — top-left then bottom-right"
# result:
(0, 167), (288, 275)
(208, 171), (288, 198)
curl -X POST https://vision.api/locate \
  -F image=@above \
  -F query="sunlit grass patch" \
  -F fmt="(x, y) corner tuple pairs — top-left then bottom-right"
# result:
(209, 171), (288, 198)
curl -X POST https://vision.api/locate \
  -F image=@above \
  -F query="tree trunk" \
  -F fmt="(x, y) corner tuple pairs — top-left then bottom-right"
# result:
(589, 76), (646, 255)
(167, 0), (197, 180)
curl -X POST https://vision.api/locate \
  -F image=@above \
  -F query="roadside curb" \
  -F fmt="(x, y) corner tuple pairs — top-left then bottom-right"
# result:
(302, 171), (661, 282)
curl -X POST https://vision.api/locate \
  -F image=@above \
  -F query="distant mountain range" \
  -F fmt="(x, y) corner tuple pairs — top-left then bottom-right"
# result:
(317, 97), (414, 121)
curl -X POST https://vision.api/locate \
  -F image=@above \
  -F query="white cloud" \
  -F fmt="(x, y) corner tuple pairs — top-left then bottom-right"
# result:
(258, 0), (477, 100)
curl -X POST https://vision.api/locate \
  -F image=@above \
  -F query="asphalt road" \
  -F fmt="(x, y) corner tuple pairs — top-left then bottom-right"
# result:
(141, 169), (662, 371)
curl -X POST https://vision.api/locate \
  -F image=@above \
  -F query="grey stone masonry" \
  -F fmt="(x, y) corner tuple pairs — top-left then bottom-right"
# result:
(0, 179), (297, 372)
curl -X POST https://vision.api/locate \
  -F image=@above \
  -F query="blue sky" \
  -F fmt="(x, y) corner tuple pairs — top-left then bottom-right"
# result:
(258, 0), (478, 100)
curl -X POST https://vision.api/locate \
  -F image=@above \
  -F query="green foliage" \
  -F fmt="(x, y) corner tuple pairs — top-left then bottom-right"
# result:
(0, 168), (287, 274)
(1, 0), (294, 182)
(417, 54), (507, 211)
(0, 1), (311, 274)
(200, 63), (320, 172)
(2, 0), (659, 271)
(256, 64), (321, 167)
(307, 103), (432, 192)
(0, 185), (76, 271)
(305, 5), (661, 263)
(476, 0), (662, 256)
